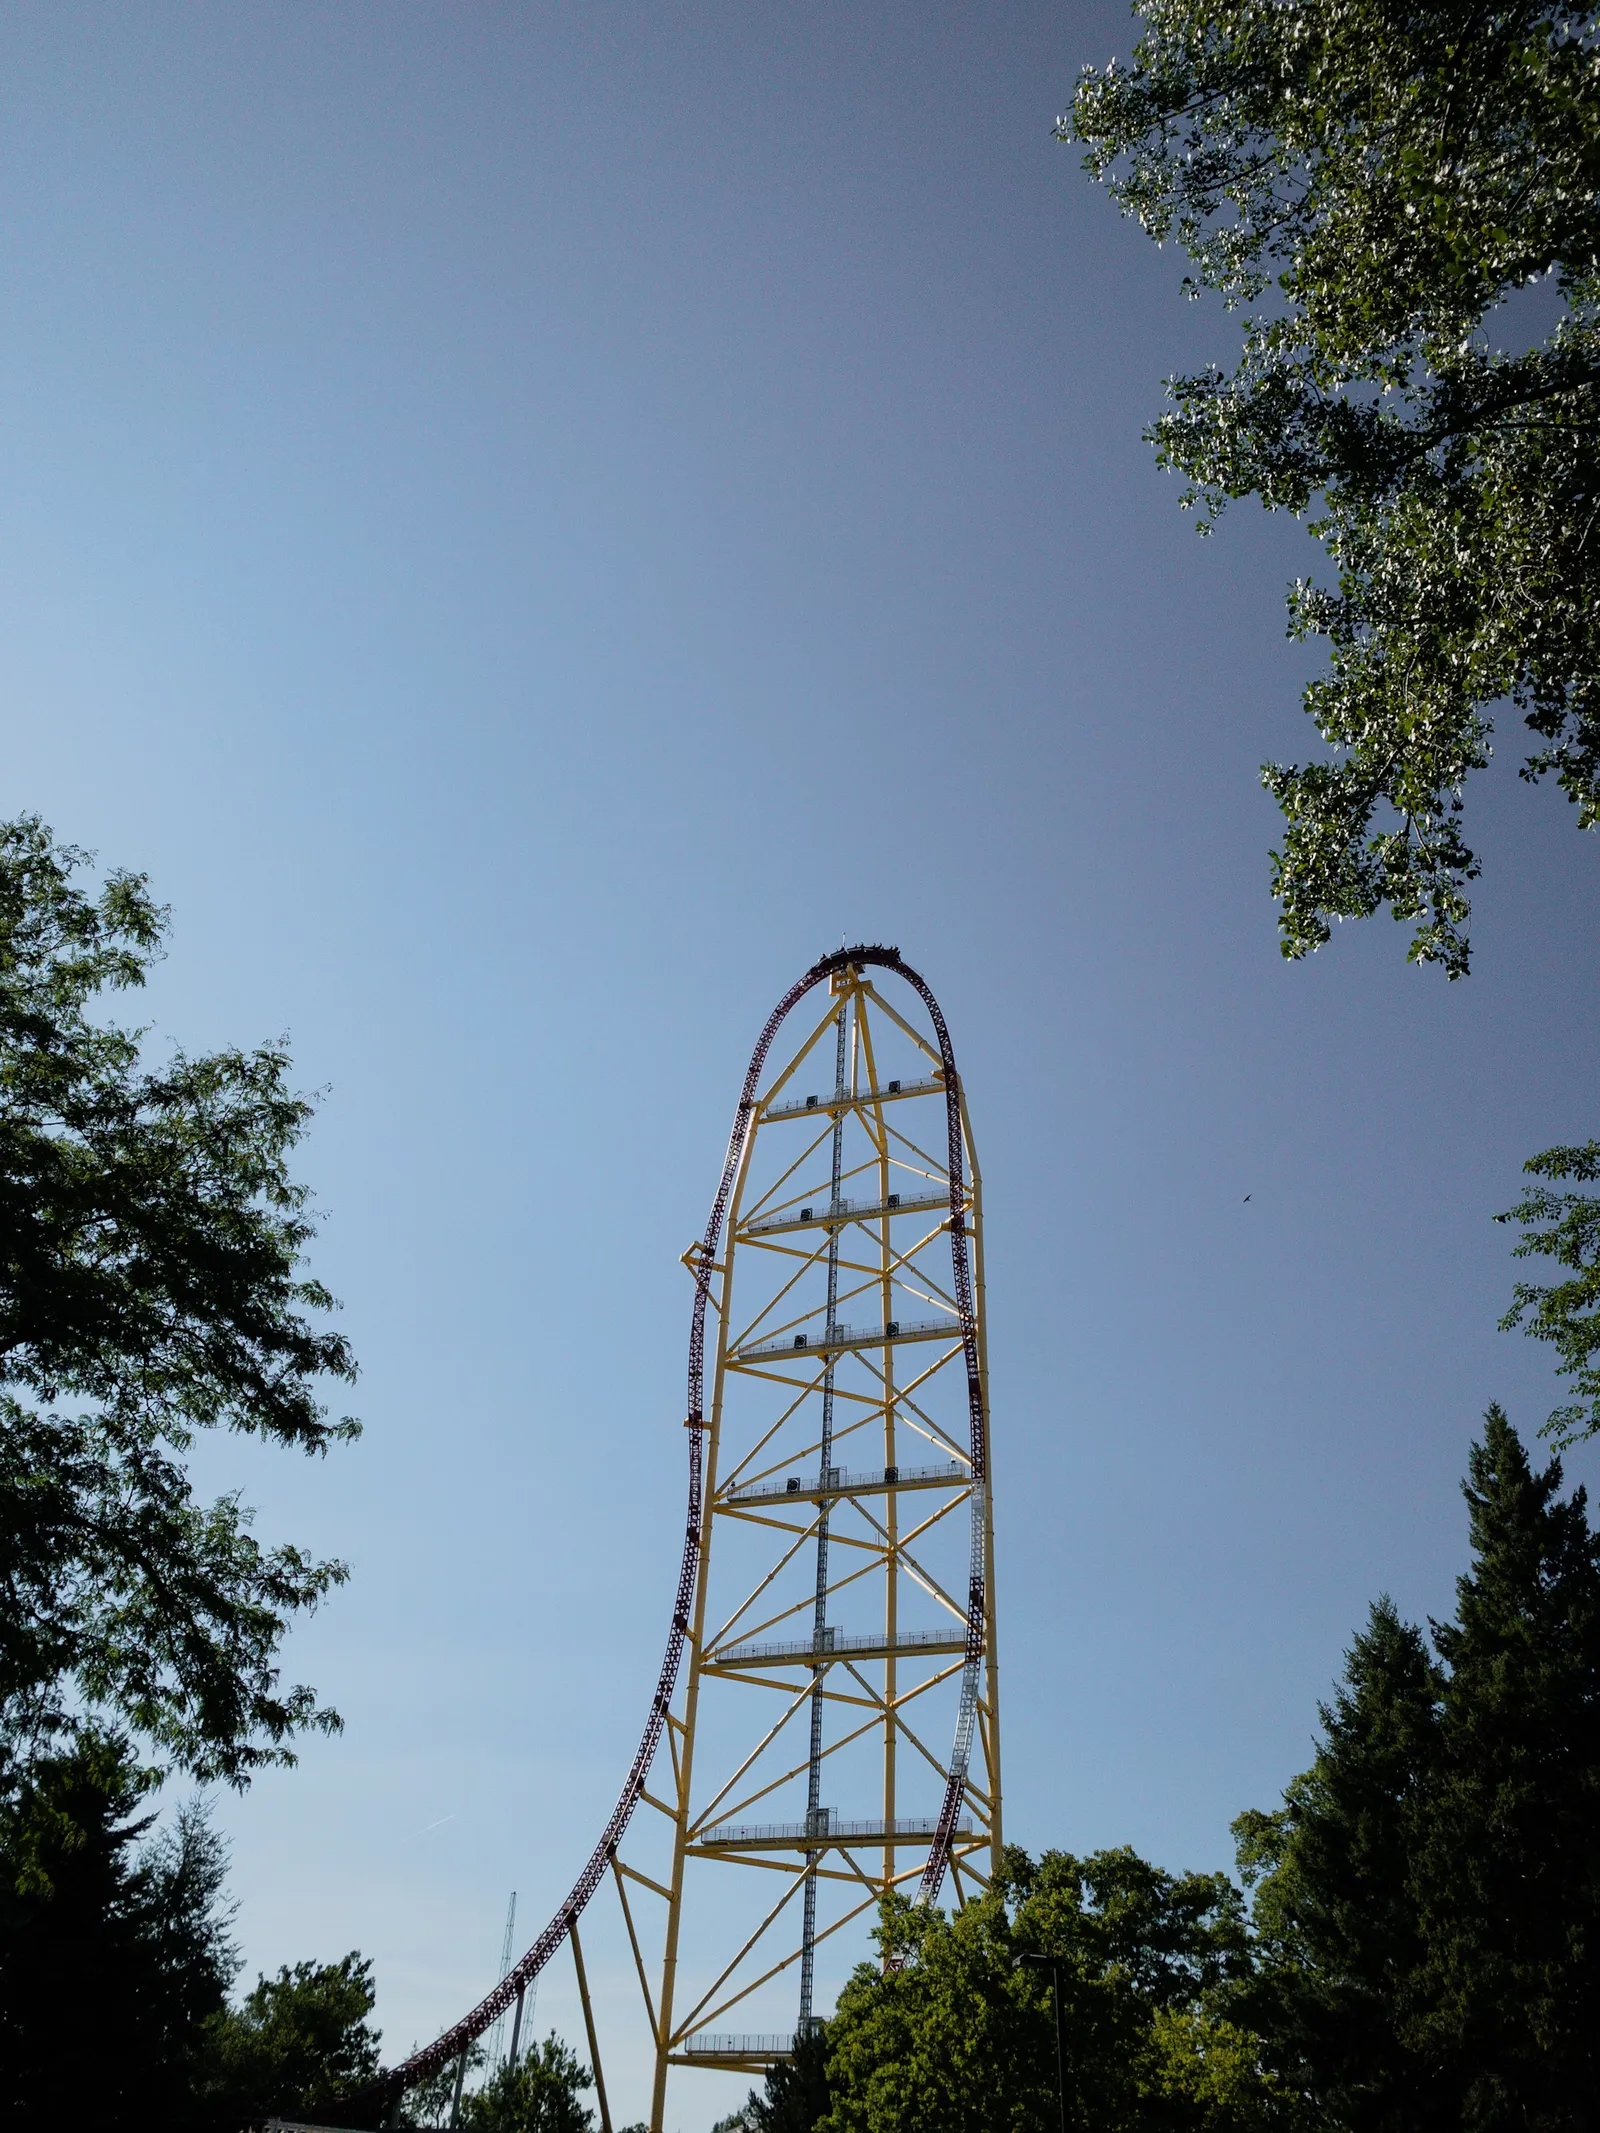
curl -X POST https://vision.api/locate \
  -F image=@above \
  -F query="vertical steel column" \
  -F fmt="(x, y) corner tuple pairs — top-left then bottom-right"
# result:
(963, 1096), (1004, 1876)
(876, 1054), (899, 1898)
(854, 994), (899, 1902)
(571, 1917), (613, 2133)
(797, 991), (849, 2031)
(649, 1103), (754, 2133)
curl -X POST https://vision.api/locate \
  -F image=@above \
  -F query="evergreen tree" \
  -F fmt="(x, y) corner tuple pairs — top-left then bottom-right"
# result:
(0, 1733), (235, 2131)
(1237, 1409), (1600, 2130)
(0, 1732), (392, 2133)
(1417, 1408), (1600, 2125)
(1233, 1603), (1448, 2130)
(712, 2023), (833, 2133)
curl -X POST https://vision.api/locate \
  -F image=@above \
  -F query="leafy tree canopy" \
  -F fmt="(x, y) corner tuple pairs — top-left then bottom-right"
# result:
(0, 815), (357, 1785)
(1235, 1408), (1600, 2125)
(1068, 2), (1600, 976)
(203, 1950), (383, 2127)
(820, 1846), (1285, 2133)
(457, 2033), (597, 2133)
(1496, 1140), (1600, 1442)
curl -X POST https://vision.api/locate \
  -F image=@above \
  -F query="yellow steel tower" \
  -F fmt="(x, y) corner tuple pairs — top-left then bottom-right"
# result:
(378, 947), (1000, 2133)
(624, 946), (1002, 2129)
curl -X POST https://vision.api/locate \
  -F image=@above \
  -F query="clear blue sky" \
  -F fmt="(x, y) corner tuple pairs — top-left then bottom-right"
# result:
(4, 5), (1597, 2125)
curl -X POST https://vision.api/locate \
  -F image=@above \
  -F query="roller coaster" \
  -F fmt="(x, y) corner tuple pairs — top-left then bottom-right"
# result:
(378, 946), (1001, 2131)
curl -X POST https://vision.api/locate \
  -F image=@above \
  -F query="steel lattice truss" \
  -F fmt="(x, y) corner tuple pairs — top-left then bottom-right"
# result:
(377, 948), (1001, 2133)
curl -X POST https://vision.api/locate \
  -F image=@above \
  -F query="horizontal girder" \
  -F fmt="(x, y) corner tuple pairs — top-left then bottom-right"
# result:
(761, 1076), (942, 1124)
(731, 1316), (958, 1364)
(708, 1625), (969, 1671)
(691, 1815), (976, 1853)
(672, 2035), (797, 2068)
(740, 1189), (953, 1238)
(721, 1459), (968, 1508)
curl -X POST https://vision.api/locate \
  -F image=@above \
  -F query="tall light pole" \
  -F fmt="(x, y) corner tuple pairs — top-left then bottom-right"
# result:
(1017, 1952), (1068, 2133)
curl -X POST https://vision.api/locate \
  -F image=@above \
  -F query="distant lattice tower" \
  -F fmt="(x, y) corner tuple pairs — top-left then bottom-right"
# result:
(379, 948), (1001, 2133)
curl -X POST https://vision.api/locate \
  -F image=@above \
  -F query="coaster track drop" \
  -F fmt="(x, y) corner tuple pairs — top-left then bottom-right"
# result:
(377, 945), (1001, 2131)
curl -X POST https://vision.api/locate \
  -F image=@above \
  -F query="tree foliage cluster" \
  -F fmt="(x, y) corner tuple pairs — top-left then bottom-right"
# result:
(0, 1713), (614, 2131)
(0, 815), (371, 2127)
(0, 1721), (389, 2127)
(393, 2032), (624, 2133)
(819, 1849), (1275, 2133)
(449, 2034), (607, 2133)
(0, 1733), (234, 2126)
(0, 817), (631, 2127)
(713, 2028), (836, 2133)
(1496, 1141), (1600, 1444)
(0, 815), (358, 1790)
(1068, 2), (1600, 979)
(1067, 2), (1600, 1441)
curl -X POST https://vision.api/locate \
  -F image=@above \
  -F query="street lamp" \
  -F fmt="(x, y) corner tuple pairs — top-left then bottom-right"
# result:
(1017, 1952), (1068, 2133)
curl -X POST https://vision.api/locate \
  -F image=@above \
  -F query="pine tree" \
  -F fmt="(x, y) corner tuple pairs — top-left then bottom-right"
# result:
(1238, 1409), (1600, 2130)
(713, 2023), (833, 2133)
(0, 1734), (235, 2130)
(1234, 1602), (1448, 2130)
(1416, 1407), (1600, 2126)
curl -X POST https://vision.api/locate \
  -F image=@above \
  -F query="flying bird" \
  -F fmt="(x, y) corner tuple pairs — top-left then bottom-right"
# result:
(1243, 1194), (1251, 1202)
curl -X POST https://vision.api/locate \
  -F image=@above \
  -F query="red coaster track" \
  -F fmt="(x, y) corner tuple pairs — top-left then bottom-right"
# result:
(379, 945), (987, 2109)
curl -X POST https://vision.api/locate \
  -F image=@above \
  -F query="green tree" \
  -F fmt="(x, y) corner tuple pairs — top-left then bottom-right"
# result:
(203, 1951), (383, 2127)
(1496, 1142), (1600, 1444)
(820, 1847), (1284, 2133)
(1421, 1409), (1600, 2121)
(713, 2023), (833, 2133)
(0, 815), (357, 1786)
(1233, 1603), (1450, 2128)
(1067, 3), (1600, 979)
(0, 1731), (236, 2130)
(396, 2040), (487, 2129)
(457, 2033), (596, 2133)
(1236, 1408), (1600, 2127)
